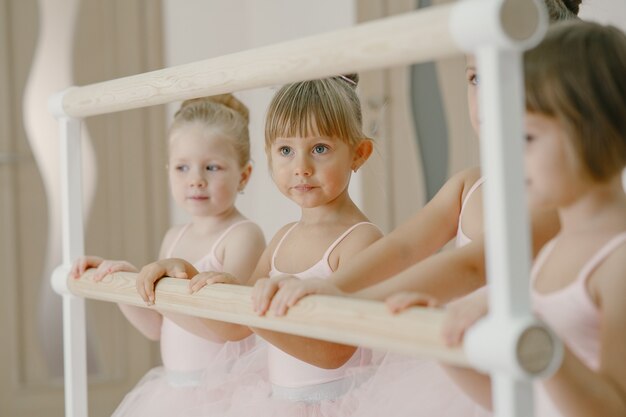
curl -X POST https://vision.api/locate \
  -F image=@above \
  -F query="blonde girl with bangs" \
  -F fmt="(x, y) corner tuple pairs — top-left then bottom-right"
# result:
(138, 74), (383, 416)
(70, 94), (266, 417)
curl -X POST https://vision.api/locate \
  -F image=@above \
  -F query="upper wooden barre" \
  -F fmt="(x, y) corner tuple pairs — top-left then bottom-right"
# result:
(69, 270), (469, 367)
(58, 5), (459, 118)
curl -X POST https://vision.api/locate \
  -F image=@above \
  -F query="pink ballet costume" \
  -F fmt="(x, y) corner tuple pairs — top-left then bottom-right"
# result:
(346, 177), (490, 417)
(187, 222), (381, 417)
(455, 177), (485, 248)
(531, 232), (626, 417)
(112, 221), (260, 417)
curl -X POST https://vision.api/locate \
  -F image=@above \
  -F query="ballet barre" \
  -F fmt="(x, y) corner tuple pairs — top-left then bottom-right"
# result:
(69, 270), (469, 366)
(50, 0), (560, 416)
(66, 269), (559, 377)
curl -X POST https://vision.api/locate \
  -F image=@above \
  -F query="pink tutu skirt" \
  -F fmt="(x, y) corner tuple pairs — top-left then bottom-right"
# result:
(184, 351), (490, 417)
(350, 353), (491, 417)
(112, 336), (266, 417)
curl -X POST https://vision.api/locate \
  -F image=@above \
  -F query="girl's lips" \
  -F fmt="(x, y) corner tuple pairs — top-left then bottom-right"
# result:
(188, 196), (209, 200)
(293, 184), (314, 191)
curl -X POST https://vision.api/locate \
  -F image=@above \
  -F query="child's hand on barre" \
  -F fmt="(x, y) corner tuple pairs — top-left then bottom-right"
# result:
(269, 278), (345, 317)
(188, 271), (240, 294)
(251, 275), (298, 315)
(441, 286), (488, 347)
(70, 256), (138, 282)
(385, 291), (438, 314)
(136, 258), (199, 305)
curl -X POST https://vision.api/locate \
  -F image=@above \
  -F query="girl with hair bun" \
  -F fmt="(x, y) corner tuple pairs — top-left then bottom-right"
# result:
(70, 94), (266, 417)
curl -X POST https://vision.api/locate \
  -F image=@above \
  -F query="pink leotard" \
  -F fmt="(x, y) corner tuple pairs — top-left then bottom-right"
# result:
(160, 220), (255, 386)
(531, 232), (626, 416)
(455, 177), (485, 248)
(268, 222), (378, 402)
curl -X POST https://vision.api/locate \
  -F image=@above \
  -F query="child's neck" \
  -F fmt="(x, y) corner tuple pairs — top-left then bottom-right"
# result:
(190, 206), (240, 233)
(299, 191), (363, 226)
(558, 176), (626, 235)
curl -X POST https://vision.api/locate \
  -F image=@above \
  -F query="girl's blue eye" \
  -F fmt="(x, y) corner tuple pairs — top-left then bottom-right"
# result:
(206, 165), (220, 171)
(313, 144), (329, 154)
(469, 74), (479, 86)
(175, 165), (188, 172)
(279, 146), (292, 157)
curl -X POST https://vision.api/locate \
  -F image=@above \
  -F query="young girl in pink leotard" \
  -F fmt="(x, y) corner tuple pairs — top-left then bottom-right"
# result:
(70, 94), (265, 417)
(138, 74), (383, 416)
(395, 21), (626, 417)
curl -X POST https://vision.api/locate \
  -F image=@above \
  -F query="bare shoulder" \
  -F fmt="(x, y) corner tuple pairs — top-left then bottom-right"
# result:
(224, 221), (266, 246)
(594, 241), (626, 306)
(429, 166), (481, 209)
(453, 166), (482, 189)
(158, 225), (186, 258)
(335, 222), (383, 260)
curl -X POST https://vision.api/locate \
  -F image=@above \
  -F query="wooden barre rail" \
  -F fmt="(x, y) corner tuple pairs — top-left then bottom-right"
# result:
(69, 270), (468, 367)
(59, 5), (458, 118)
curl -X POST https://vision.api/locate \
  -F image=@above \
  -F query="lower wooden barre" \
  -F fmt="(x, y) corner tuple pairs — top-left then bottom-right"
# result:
(68, 270), (468, 367)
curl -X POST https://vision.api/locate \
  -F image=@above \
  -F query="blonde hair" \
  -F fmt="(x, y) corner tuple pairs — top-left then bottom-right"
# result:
(525, 21), (626, 181)
(265, 74), (367, 158)
(170, 94), (250, 167)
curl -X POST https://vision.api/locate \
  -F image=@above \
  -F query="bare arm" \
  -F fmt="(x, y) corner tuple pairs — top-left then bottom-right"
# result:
(329, 169), (475, 292)
(358, 239), (486, 302)
(358, 205), (559, 303)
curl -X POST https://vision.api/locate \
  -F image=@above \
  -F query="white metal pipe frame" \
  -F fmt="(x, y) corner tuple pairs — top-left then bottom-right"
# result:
(48, 0), (562, 416)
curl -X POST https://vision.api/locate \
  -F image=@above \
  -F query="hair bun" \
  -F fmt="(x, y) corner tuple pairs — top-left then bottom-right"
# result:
(562, 0), (581, 15)
(178, 94), (249, 123)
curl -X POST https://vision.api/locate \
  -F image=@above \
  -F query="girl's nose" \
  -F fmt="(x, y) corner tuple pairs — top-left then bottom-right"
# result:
(189, 171), (207, 187)
(294, 156), (312, 177)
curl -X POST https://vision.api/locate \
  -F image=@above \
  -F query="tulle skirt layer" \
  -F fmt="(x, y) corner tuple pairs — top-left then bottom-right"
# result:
(184, 351), (490, 417)
(349, 353), (491, 417)
(112, 337), (266, 417)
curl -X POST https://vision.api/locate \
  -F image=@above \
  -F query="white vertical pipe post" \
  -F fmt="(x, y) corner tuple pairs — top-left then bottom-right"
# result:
(476, 47), (534, 417)
(51, 113), (88, 417)
(452, 1), (561, 415)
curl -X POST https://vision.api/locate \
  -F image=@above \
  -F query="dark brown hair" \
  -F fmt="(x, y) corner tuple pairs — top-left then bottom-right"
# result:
(545, 0), (581, 22)
(525, 21), (626, 181)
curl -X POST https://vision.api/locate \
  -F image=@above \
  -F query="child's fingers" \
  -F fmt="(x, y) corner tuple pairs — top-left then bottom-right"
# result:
(145, 275), (156, 304)
(109, 261), (138, 274)
(283, 287), (308, 313)
(252, 279), (277, 315)
(257, 281), (277, 315)
(72, 256), (91, 278)
(136, 264), (162, 305)
(69, 260), (80, 279)
(272, 282), (306, 316)
(135, 273), (147, 303)
(93, 262), (110, 282)
(385, 292), (434, 314)
(189, 278), (207, 293)
(269, 287), (290, 316)
(189, 272), (219, 293)
(442, 309), (465, 347)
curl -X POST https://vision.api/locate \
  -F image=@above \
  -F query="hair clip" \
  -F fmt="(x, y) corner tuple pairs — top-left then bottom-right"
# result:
(337, 75), (357, 87)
